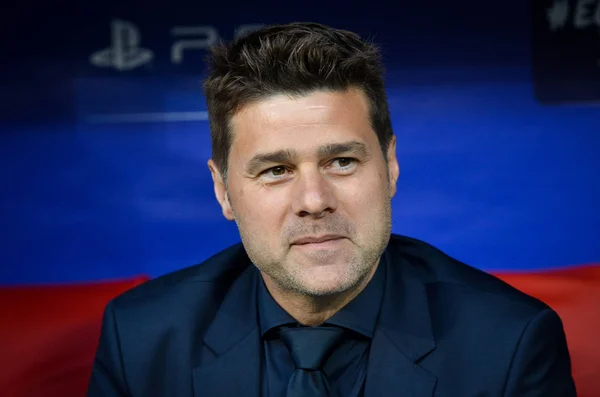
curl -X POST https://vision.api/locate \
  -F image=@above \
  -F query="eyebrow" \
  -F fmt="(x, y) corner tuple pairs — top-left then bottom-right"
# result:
(245, 140), (370, 175)
(317, 141), (370, 159)
(245, 149), (295, 175)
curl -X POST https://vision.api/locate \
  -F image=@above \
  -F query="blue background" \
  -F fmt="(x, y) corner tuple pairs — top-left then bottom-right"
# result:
(1, 0), (598, 285)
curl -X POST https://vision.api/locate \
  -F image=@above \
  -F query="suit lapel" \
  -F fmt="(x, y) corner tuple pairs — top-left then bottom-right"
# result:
(364, 248), (437, 397)
(192, 264), (261, 397)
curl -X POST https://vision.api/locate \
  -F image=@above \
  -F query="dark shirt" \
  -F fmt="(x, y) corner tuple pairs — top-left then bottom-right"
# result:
(257, 252), (387, 397)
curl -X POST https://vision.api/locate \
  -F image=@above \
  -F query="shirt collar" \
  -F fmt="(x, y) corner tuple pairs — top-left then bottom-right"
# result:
(257, 273), (296, 337)
(257, 250), (388, 338)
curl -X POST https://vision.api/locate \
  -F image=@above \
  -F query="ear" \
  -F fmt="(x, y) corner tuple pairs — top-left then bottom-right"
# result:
(386, 135), (400, 198)
(207, 159), (235, 221)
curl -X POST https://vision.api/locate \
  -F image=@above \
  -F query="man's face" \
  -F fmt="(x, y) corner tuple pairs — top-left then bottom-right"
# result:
(208, 88), (399, 297)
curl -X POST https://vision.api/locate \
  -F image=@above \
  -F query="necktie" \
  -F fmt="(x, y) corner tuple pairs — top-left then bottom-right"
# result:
(278, 326), (346, 397)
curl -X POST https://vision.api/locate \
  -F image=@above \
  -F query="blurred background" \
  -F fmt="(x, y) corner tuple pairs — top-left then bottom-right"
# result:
(1, 0), (599, 283)
(0, 0), (598, 396)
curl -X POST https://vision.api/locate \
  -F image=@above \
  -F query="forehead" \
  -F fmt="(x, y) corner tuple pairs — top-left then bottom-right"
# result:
(229, 89), (376, 157)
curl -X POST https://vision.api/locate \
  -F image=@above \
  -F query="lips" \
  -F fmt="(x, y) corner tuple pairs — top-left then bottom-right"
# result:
(291, 235), (345, 245)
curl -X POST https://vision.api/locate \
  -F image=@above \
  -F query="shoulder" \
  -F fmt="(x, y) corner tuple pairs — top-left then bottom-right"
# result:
(388, 234), (551, 317)
(107, 242), (251, 314)
(387, 234), (564, 353)
(387, 235), (575, 394)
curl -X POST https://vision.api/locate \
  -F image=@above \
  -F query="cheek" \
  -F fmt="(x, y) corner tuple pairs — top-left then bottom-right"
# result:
(232, 185), (288, 228)
(337, 172), (390, 223)
(342, 169), (389, 203)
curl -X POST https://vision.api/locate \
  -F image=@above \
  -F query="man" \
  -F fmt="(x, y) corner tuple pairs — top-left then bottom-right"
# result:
(88, 22), (576, 397)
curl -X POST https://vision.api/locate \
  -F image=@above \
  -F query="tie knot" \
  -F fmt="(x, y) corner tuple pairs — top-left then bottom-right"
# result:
(278, 326), (346, 370)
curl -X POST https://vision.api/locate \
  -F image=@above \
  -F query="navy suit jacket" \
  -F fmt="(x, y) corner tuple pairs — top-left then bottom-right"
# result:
(88, 234), (576, 397)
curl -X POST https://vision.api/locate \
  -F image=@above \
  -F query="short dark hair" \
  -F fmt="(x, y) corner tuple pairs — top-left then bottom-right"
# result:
(203, 22), (393, 182)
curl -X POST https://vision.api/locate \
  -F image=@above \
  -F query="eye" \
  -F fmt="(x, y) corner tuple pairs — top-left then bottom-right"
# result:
(269, 166), (286, 176)
(261, 166), (289, 179)
(331, 158), (357, 170)
(337, 158), (352, 167)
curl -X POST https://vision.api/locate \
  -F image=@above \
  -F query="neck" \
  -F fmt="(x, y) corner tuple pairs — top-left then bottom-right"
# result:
(261, 261), (380, 326)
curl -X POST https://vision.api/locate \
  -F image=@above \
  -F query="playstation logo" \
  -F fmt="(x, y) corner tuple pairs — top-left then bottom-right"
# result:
(89, 19), (153, 71)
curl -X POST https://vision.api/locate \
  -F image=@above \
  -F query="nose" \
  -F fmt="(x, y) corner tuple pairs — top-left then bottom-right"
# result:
(291, 168), (338, 218)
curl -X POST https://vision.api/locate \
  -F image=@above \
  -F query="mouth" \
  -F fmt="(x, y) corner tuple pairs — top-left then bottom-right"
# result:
(291, 235), (346, 246)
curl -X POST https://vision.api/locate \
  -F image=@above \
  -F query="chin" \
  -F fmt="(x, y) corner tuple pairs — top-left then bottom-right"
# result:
(292, 267), (363, 297)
